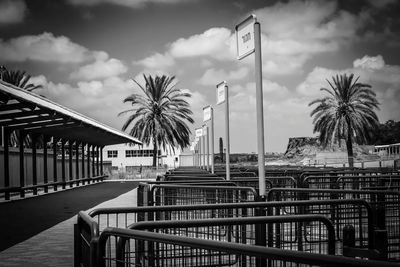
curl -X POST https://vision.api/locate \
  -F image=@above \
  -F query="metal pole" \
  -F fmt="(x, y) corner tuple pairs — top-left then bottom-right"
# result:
(199, 138), (202, 169)
(254, 22), (266, 197)
(210, 107), (215, 174)
(225, 84), (231, 180)
(206, 126), (210, 171)
(202, 130), (206, 171)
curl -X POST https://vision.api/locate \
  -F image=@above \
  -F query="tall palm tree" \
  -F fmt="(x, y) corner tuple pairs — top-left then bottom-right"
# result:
(119, 74), (194, 167)
(309, 73), (380, 168)
(0, 66), (43, 147)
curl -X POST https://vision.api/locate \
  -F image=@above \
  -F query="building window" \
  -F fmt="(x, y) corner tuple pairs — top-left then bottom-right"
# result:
(107, 150), (118, 158)
(126, 150), (134, 157)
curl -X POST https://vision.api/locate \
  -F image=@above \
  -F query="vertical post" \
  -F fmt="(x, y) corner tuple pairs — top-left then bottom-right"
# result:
(254, 22), (266, 197)
(100, 146), (104, 176)
(92, 145), (95, 177)
(76, 141), (80, 185)
(206, 125), (210, 171)
(81, 142), (85, 180)
(87, 144), (91, 183)
(19, 130), (25, 197)
(96, 146), (100, 177)
(69, 141), (73, 187)
(32, 134), (38, 195)
(199, 137), (202, 169)
(224, 84), (231, 180)
(43, 135), (48, 193)
(202, 130), (206, 171)
(53, 137), (58, 191)
(61, 140), (66, 189)
(3, 128), (10, 200)
(210, 107), (215, 174)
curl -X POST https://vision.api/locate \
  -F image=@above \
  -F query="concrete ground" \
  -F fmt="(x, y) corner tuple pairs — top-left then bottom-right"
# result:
(0, 181), (139, 267)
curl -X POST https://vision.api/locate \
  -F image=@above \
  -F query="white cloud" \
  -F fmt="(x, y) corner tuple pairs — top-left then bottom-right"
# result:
(71, 56), (128, 80)
(67, 0), (195, 8)
(169, 28), (235, 60)
(353, 55), (385, 70)
(134, 52), (175, 70)
(0, 0), (26, 24)
(198, 67), (249, 86)
(0, 32), (93, 63)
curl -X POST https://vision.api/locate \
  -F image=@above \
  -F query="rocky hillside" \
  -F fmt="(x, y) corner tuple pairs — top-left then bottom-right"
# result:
(283, 137), (378, 161)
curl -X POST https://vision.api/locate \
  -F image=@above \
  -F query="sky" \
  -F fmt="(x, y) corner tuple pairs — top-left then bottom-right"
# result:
(0, 0), (399, 153)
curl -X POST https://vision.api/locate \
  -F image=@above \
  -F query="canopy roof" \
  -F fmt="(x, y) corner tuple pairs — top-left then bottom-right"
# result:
(0, 81), (142, 146)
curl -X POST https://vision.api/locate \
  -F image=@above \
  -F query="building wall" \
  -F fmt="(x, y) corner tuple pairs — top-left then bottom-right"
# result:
(103, 143), (181, 169)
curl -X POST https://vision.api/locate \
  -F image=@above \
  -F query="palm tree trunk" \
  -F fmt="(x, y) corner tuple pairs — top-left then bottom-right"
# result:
(345, 121), (354, 168)
(152, 140), (157, 167)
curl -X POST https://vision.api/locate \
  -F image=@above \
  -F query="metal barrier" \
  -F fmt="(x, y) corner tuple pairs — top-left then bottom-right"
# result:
(96, 228), (400, 267)
(337, 175), (400, 191)
(267, 188), (400, 261)
(232, 177), (296, 190)
(151, 184), (259, 206)
(110, 215), (336, 267)
(303, 175), (340, 189)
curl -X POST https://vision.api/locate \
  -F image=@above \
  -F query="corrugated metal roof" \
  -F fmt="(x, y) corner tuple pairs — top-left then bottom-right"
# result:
(0, 81), (142, 146)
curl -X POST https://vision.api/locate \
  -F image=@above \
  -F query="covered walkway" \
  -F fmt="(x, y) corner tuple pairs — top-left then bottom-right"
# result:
(0, 81), (141, 200)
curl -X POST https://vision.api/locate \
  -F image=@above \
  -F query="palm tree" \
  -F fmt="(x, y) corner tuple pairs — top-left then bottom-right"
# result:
(119, 74), (194, 167)
(309, 73), (380, 168)
(0, 66), (42, 91)
(0, 66), (43, 147)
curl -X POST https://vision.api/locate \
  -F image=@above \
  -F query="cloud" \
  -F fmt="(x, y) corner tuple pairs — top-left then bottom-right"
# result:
(367, 0), (397, 8)
(67, 0), (195, 8)
(34, 75), (139, 130)
(353, 55), (385, 70)
(198, 67), (249, 86)
(169, 27), (235, 60)
(71, 54), (128, 80)
(134, 52), (175, 70)
(0, 0), (26, 24)
(0, 32), (94, 63)
(253, 0), (368, 76)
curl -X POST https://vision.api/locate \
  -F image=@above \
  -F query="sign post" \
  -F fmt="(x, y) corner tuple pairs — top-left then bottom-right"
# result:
(202, 125), (208, 171)
(203, 105), (214, 173)
(195, 128), (203, 169)
(236, 14), (266, 197)
(216, 81), (230, 180)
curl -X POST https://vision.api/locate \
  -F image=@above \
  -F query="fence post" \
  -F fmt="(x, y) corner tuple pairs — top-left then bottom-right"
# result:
(343, 225), (355, 257)
(374, 229), (388, 260)
(255, 195), (266, 267)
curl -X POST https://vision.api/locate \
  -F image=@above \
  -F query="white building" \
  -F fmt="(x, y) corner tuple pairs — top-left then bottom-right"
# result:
(103, 143), (181, 171)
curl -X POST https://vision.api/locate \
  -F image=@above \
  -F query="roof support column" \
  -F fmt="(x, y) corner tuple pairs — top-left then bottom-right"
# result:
(53, 137), (58, 191)
(100, 146), (104, 176)
(91, 145), (95, 178)
(81, 142), (85, 185)
(43, 135), (48, 193)
(19, 130), (25, 198)
(32, 133), (38, 195)
(61, 139), (66, 189)
(96, 146), (100, 177)
(3, 127), (10, 200)
(69, 141), (73, 188)
(76, 141), (80, 185)
(87, 144), (91, 183)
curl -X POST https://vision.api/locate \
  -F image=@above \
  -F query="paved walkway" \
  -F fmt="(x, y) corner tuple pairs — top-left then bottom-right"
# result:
(0, 181), (139, 267)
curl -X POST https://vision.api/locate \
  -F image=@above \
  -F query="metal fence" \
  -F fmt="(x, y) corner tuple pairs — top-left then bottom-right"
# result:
(267, 188), (400, 261)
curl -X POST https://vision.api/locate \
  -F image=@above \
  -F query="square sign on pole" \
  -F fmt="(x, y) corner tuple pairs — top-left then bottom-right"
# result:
(235, 14), (256, 60)
(195, 128), (203, 137)
(216, 81), (226, 105)
(203, 105), (212, 122)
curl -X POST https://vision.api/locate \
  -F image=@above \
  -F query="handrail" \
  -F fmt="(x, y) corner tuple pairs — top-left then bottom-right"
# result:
(97, 227), (400, 267)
